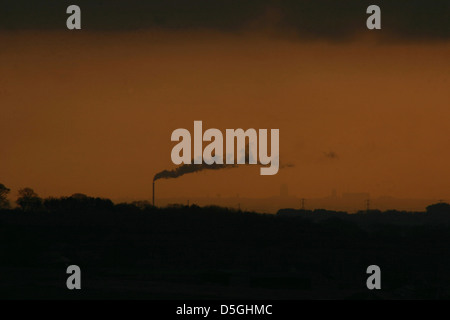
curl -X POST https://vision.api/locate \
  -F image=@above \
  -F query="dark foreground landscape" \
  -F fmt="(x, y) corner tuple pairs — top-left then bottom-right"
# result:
(1, 196), (450, 300)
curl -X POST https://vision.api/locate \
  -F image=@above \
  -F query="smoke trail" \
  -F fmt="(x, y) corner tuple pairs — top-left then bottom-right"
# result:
(280, 162), (295, 169)
(153, 162), (237, 181)
(153, 143), (294, 181)
(153, 160), (295, 181)
(154, 143), (253, 181)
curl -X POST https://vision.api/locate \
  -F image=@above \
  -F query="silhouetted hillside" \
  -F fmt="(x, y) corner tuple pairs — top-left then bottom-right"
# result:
(1, 199), (450, 299)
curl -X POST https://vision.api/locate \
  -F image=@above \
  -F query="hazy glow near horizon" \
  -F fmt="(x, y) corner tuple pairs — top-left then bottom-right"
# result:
(1, 31), (449, 205)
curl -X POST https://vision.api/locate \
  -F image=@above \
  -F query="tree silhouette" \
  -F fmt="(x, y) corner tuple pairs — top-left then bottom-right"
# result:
(426, 202), (450, 219)
(16, 187), (43, 212)
(43, 193), (114, 212)
(0, 183), (10, 209)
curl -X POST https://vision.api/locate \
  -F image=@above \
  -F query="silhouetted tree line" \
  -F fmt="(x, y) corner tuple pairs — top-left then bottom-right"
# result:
(2, 181), (450, 299)
(0, 184), (115, 213)
(0, 183), (10, 209)
(44, 193), (114, 212)
(277, 203), (450, 225)
(1, 183), (450, 223)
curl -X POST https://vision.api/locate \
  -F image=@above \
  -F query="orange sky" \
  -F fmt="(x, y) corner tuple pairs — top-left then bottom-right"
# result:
(1, 31), (449, 203)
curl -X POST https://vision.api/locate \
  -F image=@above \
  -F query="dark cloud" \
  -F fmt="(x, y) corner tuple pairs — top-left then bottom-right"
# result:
(324, 151), (338, 160)
(1, 1), (449, 41)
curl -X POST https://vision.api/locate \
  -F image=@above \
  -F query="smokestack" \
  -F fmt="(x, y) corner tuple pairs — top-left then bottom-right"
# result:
(152, 181), (155, 206)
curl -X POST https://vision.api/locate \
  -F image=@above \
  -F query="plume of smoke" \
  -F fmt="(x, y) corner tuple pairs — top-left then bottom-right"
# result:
(153, 162), (237, 181)
(154, 145), (294, 181)
(154, 144), (252, 181)
(154, 160), (295, 181)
